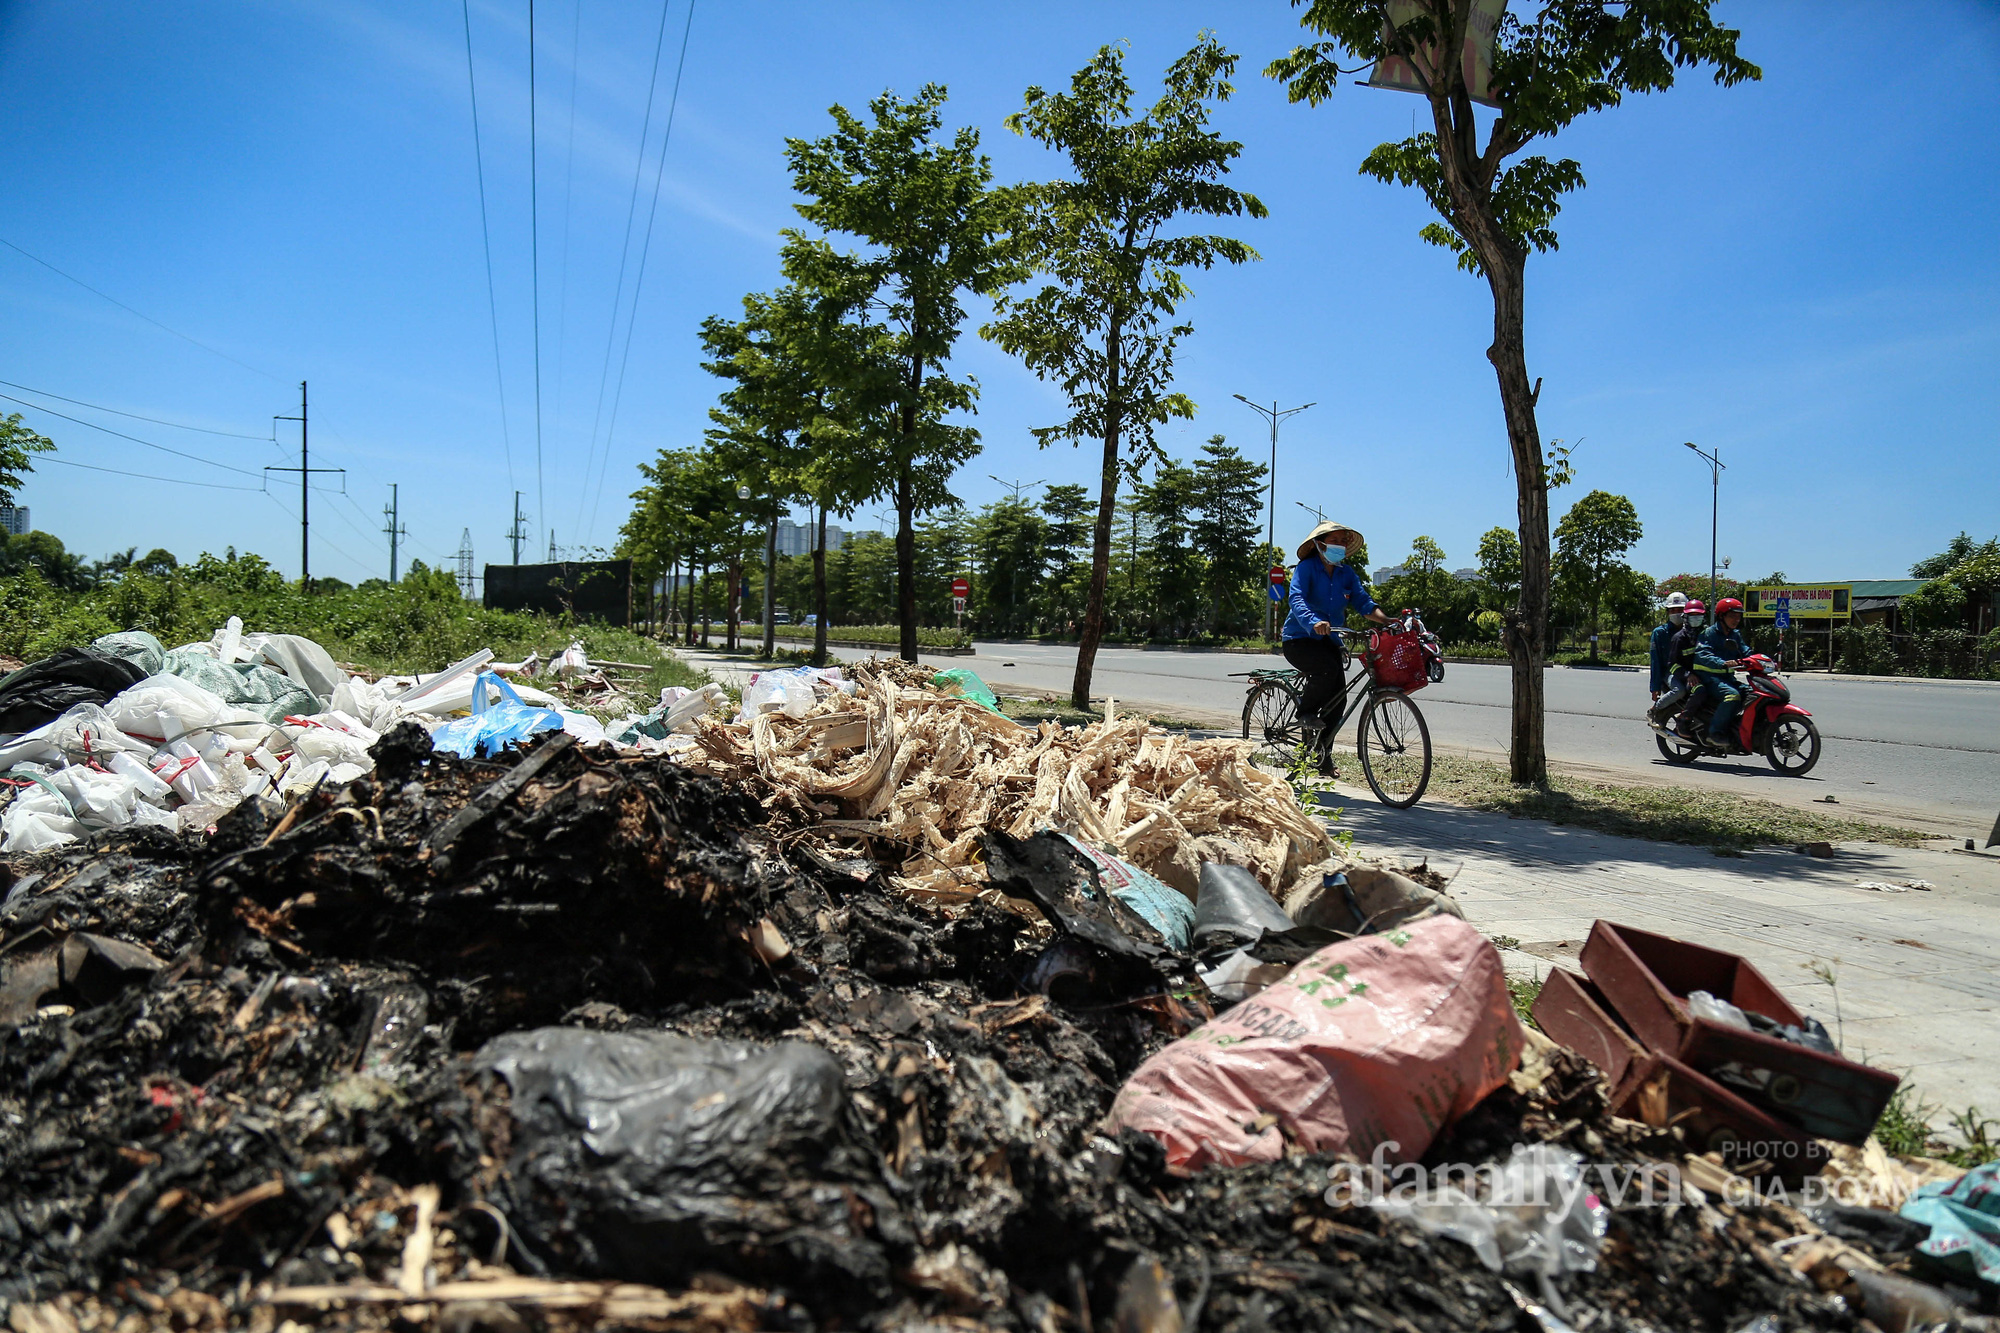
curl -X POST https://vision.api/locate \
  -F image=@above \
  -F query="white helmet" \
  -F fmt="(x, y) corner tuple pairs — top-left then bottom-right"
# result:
(1664, 592), (1688, 610)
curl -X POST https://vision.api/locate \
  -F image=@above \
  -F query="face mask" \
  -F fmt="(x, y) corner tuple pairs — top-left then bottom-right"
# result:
(1319, 544), (1346, 565)
(1685, 615), (1705, 627)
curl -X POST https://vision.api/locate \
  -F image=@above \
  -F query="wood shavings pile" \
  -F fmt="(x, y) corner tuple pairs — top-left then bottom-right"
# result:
(691, 666), (1332, 902)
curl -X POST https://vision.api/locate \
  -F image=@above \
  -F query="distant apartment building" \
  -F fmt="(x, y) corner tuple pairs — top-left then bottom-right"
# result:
(0, 505), (28, 537)
(776, 519), (851, 557)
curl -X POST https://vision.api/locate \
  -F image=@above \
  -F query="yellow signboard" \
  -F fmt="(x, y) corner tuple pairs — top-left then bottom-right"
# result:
(1744, 585), (1851, 619)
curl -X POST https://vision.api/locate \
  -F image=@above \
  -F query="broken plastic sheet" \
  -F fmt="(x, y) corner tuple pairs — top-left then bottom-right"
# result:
(932, 667), (1001, 715)
(93, 628), (323, 724)
(1105, 914), (1527, 1172)
(1056, 831), (1196, 951)
(102, 674), (266, 747)
(1, 760), (178, 852)
(1900, 1162), (2000, 1286)
(736, 666), (848, 724)
(1372, 1143), (1609, 1276)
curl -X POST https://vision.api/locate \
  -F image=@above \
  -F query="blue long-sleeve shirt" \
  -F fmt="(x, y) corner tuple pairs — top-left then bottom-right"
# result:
(1283, 558), (1376, 641)
(1694, 622), (1750, 675)
(1649, 621), (1675, 692)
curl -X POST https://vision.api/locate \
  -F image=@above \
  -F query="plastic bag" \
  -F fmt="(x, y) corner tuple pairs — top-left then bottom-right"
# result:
(0, 647), (150, 733)
(43, 703), (155, 765)
(1057, 832), (1196, 950)
(103, 674), (264, 745)
(933, 667), (1001, 714)
(1373, 1143), (1608, 1276)
(91, 629), (169, 677)
(552, 641), (590, 679)
(476, 1026), (887, 1291)
(1104, 914), (1527, 1172)
(1901, 1162), (2000, 1285)
(158, 647), (321, 723)
(1686, 990), (1754, 1032)
(430, 672), (564, 758)
(1193, 862), (1294, 952)
(0, 759), (178, 853)
(738, 667), (830, 722)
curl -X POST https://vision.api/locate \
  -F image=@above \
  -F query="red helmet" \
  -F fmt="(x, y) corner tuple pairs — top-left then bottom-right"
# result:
(1682, 599), (1706, 616)
(1715, 597), (1744, 616)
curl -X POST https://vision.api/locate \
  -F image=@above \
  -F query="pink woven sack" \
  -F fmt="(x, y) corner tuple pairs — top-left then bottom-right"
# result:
(1105, 914), (1525, 1172)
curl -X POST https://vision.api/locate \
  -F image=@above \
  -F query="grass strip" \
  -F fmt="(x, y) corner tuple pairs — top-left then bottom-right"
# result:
(1424, 754), (1926, 851)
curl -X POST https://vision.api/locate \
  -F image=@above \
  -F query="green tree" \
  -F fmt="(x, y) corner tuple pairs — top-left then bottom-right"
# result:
(1039, 482), (1094, 632)
(1476, 525), (1521, 608)
(1656, 571), (1741, 605)
(786, 86), (1019, 661)
(1191, 435), (1267, 636)
(985, 35), (1266, 708)
(1269, 0), (1757, 781)
(1913, 532), (1980, 580)
(969, 498), (1049, 634)
(0, 413), (54, 507)
(1135, 458), (1204, 636)
(1553, 489), (1643, 661)
(1602, 564), (1656, 654)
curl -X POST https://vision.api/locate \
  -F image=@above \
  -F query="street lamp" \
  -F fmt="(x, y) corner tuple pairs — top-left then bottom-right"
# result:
(1235, 394), (1315, 639)
(1294, 500), (1327, 523)
(1685, 443), (1726, 606)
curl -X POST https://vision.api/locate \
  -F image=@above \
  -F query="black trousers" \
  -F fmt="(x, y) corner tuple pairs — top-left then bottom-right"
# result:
(1283, 635), (1347, 726)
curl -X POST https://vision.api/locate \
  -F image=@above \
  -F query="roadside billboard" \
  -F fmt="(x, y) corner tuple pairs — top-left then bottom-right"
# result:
(1367, 0), (1509, 107)
(1743, 585), (1851, 619)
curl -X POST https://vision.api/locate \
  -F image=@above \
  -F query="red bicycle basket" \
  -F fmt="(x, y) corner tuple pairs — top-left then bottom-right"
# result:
(1367, 630), (1430, 694)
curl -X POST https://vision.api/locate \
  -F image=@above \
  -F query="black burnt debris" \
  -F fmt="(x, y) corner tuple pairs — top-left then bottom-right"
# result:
(0, 724), (1927, 1331)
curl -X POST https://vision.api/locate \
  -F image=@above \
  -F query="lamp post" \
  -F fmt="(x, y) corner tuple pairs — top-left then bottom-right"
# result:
(1684, 443), (1725, 606)
(1234, 395), (1315, 640)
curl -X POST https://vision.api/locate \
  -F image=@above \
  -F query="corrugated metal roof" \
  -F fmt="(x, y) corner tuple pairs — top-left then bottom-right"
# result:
(1843, 579), (1928, 597)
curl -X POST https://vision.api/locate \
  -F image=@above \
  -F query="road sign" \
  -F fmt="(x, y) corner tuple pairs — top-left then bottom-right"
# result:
(950, 576), (970, 597)
(1774, 593), (1791, 630)
(952, 596), (966, 615)
(1269, 564), (1287, 586)
(1746, 585), (1850, 619)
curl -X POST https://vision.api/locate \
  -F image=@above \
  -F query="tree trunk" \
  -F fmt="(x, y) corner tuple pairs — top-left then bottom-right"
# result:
(726, 555), (742, 652)
(699, 562), (711, 647)
(1485, 257), (1549, 784)
(1072, 321), (1123, 711)
(896, 358), (924, 663)
(762, 515), (777, 658)
(683, 552), (697, 647)
(813, 503), (829, 667)
(896, 463), (917, 662)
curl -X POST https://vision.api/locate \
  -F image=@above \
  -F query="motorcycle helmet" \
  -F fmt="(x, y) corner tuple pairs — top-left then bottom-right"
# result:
(1715, 597), (1744, 620)
(1682, 599), (1706, 624)
(1663, 591), (1687, 625)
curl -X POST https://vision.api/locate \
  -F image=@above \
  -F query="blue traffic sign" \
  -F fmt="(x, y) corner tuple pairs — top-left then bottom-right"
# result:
(1775, 608), (1791, 629)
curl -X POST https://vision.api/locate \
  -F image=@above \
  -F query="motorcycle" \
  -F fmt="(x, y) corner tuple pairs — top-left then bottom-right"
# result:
(1652, 653), (1822, 776)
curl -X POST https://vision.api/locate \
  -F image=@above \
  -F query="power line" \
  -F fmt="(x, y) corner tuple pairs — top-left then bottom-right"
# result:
(0, 236), (281, 383)
(590, 0), (696, 540)
(577, 0), (677, 540)
(529, 0), (546, 555)
(0, 391), (268, 479)
(551, 0), (585, 464)
(0, 379), (273, 439)
(460, 0), (517, 490)
(38, 456), (266, 491)
(260, 489), (371, 577)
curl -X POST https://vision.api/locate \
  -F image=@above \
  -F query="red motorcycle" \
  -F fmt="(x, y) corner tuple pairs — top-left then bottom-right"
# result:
(1655, 653), (1822, 776)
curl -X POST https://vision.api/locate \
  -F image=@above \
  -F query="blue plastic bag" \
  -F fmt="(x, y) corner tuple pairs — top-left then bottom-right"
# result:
(430, 672), (563, 758)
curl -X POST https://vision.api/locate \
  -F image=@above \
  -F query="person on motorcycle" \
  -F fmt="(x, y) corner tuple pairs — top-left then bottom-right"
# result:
(1648, 592), (1689, 717)
(1693, 597), (1753, 750)
(1652, 599), (1705, 731)
(1284, 520), (1392, 776)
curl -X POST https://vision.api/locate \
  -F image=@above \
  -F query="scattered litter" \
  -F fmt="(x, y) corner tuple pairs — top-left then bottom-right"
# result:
(1901, 1161), (2000, 1287)
(1374, 1143), (1609, 1276)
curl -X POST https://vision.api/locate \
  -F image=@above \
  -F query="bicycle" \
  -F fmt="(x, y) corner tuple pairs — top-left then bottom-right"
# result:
(1235, 618), (1435, 809)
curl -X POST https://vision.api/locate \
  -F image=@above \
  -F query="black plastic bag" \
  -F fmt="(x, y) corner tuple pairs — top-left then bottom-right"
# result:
(477, 1026), (905, 1304)
(1192, 862), (1293, 953)
(0, 647), (148, 734)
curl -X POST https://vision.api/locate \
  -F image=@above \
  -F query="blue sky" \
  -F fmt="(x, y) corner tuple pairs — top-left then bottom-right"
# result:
(1, 1), (1994, 588)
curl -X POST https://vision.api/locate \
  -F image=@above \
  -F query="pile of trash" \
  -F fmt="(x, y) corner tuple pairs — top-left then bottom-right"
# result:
(692, 657), (1336, 904)
(0, 623), (725, 854)
(4, 644), (1997, 1332)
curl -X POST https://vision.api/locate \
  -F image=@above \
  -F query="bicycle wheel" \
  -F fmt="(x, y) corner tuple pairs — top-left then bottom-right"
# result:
(1356, 690), (1432, 808)
(1242, 679), (1304, 753)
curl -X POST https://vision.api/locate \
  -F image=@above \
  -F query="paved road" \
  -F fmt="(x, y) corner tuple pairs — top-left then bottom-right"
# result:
(786, 641), (2000, 836)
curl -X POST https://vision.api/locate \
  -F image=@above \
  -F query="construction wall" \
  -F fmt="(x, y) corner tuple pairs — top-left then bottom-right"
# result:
(483, 559), (633, 626)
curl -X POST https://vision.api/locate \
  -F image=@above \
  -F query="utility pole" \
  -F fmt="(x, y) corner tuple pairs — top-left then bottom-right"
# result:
(547, 531), (559, 562)
(1685, 443), (1726, 606)
(455, 528), (476, 598)
(381, 483), (408, 582)
(267, 381), (343, 594)
(508, 491), (529, 564)
(1234, 395), (1315, 639)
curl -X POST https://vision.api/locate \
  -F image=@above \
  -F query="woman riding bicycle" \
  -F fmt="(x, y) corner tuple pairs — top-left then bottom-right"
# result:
(1283, 520), (1392, 776)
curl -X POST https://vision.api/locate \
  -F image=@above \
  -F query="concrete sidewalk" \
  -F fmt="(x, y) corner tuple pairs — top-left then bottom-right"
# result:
(1332, 795), (2000, 1129)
